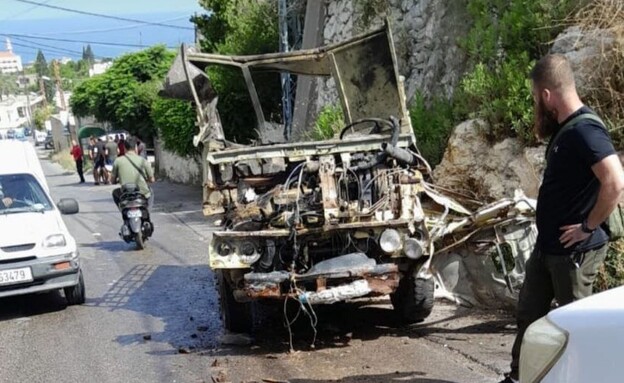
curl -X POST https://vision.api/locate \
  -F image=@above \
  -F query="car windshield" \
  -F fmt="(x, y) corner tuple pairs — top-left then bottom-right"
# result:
(0, 174), (53, 214)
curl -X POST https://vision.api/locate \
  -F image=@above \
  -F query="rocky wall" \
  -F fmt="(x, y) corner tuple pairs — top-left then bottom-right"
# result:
(315, 0), (470, 112)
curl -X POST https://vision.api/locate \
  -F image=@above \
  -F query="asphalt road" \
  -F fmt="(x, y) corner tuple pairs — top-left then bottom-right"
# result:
(0, 153), (512, 383)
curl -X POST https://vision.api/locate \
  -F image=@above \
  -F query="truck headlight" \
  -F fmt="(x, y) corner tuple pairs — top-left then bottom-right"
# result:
(238, 242), (261, 265)
(43, 234), (66, 248)
(404, 238), (424, 259)
(379, 229), (402, 253)
(520, 316), (568, 383)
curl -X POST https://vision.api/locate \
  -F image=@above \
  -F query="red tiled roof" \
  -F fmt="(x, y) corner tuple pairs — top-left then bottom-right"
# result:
(0, 51), (16, 58)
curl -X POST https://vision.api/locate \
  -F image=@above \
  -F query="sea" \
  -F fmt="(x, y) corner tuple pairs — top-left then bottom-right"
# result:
(1, 12), (199, 63)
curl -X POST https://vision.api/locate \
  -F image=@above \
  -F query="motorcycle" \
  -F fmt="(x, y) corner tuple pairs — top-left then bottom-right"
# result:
(118, 184), (153, 249)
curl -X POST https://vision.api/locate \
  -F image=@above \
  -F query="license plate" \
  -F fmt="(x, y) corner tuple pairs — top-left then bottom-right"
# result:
(127, 210), (142, 218)
(0, 267), (33, 286)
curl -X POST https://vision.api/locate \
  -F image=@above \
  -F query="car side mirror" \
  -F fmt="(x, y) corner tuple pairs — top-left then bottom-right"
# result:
(57, 198), (79, 215)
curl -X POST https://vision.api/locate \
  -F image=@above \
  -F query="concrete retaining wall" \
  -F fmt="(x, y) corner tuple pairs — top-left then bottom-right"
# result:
(153, 138), (202, 185)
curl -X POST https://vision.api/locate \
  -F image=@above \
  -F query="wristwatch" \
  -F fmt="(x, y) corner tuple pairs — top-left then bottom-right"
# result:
(581, 218), (595, 234)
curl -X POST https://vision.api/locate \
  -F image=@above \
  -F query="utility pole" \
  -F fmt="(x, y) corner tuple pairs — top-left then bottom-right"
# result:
(52, 59), (67, 111)
(278, 0), (292, 140)
(39, 76), (47, 107)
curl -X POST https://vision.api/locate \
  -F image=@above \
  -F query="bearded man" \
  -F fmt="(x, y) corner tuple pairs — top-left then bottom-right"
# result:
(498, 54), (624, 383)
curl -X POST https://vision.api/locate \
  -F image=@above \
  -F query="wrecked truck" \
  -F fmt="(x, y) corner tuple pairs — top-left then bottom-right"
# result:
(161, 22), (537, 332)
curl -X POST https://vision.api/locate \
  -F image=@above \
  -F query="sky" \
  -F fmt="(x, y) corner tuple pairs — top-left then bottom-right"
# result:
(0, 0), (205, 62)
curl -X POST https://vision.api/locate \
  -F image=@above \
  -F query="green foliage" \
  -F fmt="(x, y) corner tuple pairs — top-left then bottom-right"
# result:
(409, 93), (456, 166)
(193, 0), (280, 143)
(595, 241), (624, 292)
(152, 98), (199, 157)
(311, 105), (344, 140)
(82, 45), (95, 65)
(70, 45), (175, 142)
(456, 54), (535, 143)
(34, 50), (48, 78)
(0, 73), (18, 96)
(454, 0), (579, 143)
(33, 106), (54, 131)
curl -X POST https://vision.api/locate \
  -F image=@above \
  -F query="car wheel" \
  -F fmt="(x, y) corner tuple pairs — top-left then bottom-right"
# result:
(390, 267), (434, 323)
(64, 269), (86, 305)
(216, 270), (252, 333)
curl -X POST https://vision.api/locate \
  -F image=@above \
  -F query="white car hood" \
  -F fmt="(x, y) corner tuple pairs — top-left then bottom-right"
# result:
(0, 211), (64, 247)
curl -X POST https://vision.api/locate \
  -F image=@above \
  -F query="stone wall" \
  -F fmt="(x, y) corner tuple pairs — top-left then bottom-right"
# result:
(153, 138), (202, 185)
(315, 0), (470, 112)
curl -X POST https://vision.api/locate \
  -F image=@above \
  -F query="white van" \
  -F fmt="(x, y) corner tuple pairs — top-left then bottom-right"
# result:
(0, 141), (85, 304)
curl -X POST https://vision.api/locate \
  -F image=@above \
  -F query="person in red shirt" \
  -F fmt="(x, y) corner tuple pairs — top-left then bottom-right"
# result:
(117, 134), (126, 157)
(70, 140), (85, 183)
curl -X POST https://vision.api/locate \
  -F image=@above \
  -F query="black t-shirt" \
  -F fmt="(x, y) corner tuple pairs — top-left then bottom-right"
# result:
(536, 106), (616, 255)
(94, 141), (107, 163)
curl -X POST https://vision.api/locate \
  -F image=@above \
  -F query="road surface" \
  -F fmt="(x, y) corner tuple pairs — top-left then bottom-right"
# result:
(0, 153), (514, 383)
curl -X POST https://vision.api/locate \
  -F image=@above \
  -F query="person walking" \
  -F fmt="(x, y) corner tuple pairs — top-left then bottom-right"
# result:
(137, 139), (147, 160)
(499, 54), (624, 383)
(117, 134), (126, 157)
(70, 140), (85, 184)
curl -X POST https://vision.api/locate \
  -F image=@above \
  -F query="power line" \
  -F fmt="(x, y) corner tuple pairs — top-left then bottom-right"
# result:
(9, 40), (83, 58)
(11, 0), (194, 30)
(4, 34), (154, 49)
(5, 35), (89, 57)
(2, 0), (51, 21)
(41, 15), (191, 35)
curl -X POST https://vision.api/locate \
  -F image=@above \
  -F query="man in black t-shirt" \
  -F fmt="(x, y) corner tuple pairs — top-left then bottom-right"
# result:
(93, 138), (108, 185)
(499, 55), (624, 383)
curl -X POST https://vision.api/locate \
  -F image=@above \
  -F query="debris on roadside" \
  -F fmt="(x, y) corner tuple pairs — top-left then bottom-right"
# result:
(142, 334), (152, 341)
(219, 333), (253, 346)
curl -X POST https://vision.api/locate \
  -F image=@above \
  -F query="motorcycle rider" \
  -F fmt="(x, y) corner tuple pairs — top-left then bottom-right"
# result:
(110, 136), (155, 208)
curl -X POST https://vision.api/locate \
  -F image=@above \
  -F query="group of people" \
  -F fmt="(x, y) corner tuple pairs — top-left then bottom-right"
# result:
(70, 133), (147, 185)
(70, 134), (154, 208)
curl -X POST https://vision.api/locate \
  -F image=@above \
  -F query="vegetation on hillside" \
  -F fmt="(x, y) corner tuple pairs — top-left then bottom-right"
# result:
(70, 45), (178, 143)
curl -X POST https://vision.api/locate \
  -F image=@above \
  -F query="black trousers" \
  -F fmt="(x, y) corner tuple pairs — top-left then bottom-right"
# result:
(509, 245), (608, 380)
(76, 159), (85, 183)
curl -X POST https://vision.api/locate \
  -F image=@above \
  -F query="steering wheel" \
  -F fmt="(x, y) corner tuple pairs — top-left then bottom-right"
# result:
(338, 118), (396, 139)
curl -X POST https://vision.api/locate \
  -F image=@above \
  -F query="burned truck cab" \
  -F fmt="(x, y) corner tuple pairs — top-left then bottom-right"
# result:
(161, 22), (536, 333)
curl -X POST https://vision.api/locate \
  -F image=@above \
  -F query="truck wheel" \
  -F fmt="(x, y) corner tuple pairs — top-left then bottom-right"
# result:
(391, 269), (434, 323)
(64, 270), (86, 305)
(216, 270), (252, 333)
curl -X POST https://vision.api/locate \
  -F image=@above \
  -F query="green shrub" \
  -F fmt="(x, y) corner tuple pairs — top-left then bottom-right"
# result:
(311, 105), (344, 140)
(595, 240), (624, 292)
(456, 54), (535, 143)
(152, 98), (199, 157)
(409, 92), (455, 166)
(455, 0), (580, 143)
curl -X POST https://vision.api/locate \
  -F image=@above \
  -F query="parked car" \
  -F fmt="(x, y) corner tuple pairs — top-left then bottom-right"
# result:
(6, 129), (16, 140)
(520, 285), (624, 383)
(34, 130), (47, 146)
(44, 132), (54, 150)
(0, 141), (85, 305)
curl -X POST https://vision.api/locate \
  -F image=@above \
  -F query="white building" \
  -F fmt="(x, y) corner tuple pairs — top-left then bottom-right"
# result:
(89, 61), (113, 77)
(0, 94), (44, 135)
(0, 39), (23, 74)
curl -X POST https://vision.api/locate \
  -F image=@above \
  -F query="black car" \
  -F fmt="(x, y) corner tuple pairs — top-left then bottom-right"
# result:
(6, 129), (15, 140)
(44, 132), (54, 150)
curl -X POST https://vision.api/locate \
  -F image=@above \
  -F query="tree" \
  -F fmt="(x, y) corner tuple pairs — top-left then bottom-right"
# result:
(70, 45), (175, 143)
(34, 50), (48, 77)
(83, 44), (95, 65)
(0, 74), (18, 96)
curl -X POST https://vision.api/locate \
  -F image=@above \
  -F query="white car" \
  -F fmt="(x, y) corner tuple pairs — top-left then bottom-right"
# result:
(34, 130), (48, 146)
(0, 141), (85, 304)
(520, 285), (623, 383)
